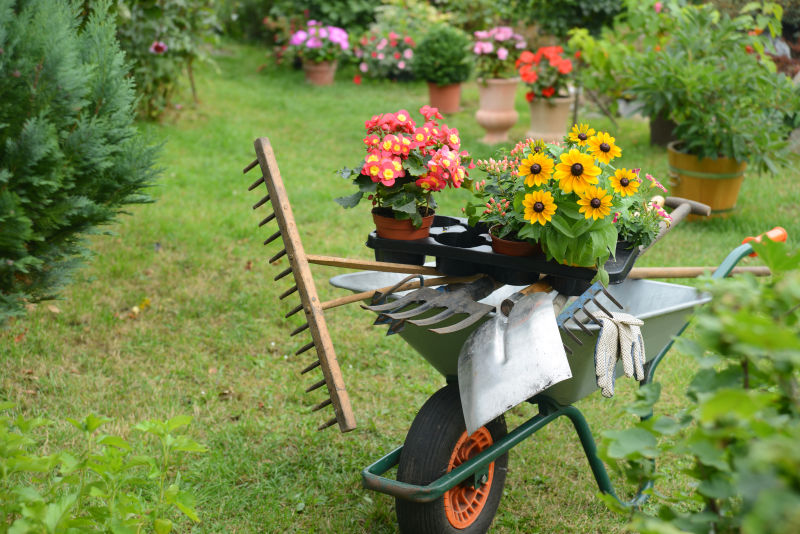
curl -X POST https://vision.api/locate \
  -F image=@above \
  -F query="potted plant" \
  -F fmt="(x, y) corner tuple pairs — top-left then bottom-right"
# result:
(472, 26), (527, 143)
(627, 4), (800, 215)
(288, 20), (349, 86)
(355, 30), (416, 81)
(465, 127), (671, 285)
(336, 106), (472, 240)
(516, 46), (575, 143)
(412, 24), (473, 114)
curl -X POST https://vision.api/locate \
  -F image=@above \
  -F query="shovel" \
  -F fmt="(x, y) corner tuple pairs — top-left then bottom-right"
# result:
(457, 290), (572, 436)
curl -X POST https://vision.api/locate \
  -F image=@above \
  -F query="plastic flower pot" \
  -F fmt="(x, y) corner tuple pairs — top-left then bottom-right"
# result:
(372, 208), (435, 240)
(488, 225), (541, 256)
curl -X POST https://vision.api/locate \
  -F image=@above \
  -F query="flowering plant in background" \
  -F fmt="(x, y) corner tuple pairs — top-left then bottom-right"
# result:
(472, 26), (526, 79)
(355, 30), (416, 80)
(336, 106), (472, 227)
(516, 45), (573, 101)
(466, 125), (670, 284)
(288, 20), (349, 63)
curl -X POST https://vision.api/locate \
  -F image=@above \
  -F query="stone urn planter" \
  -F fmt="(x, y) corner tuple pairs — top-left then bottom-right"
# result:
(303, 60), (337, 86)
(475, 78), (519, 144)
(427, 83), (462, 114)
(526, 95), (573, 144)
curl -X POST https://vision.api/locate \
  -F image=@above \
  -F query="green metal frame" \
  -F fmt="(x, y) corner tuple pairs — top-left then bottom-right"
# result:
(362, 243), (756, 506)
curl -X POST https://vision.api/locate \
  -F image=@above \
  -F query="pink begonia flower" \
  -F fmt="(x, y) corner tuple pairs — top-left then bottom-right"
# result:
(515, 41), (526, 49)
(359, 62), (368, 72)
(308, 19), (318, 26)
(377, 38), (387, 50)
(306, 37), (322, 48)
(654, 2), (663, 13)
(403, 48), (413, 59)
(377, 53), (385, 60)
(289, 30), (307, 46)
(319, 28), (328, 38)
(497, 47), (508, 60)
(493, 26), (513, 41)
(474, 30), (489, 40)
(398, 61), (406, 69)
(149, 41), (168, 54)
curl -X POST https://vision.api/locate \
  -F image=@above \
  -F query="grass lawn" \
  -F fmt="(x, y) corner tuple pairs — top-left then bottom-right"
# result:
(3, 42), (798, 533)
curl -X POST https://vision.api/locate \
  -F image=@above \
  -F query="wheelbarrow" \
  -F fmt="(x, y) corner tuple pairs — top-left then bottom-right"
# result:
(327, 235), (779, 533)
(243, 137), (781, 533)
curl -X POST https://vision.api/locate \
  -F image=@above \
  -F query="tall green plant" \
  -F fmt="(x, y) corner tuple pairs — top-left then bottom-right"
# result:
(601, 239), (800, 533)
(412, 24), (472, 85)
(0, 0), (160, 325)
(0, 407), (206, 533)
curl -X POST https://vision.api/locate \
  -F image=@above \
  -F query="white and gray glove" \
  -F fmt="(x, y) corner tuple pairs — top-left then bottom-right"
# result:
(593, 312), (646, 398)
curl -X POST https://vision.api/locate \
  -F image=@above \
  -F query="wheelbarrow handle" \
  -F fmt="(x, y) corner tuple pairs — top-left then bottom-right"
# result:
(639, 196), (711, 256)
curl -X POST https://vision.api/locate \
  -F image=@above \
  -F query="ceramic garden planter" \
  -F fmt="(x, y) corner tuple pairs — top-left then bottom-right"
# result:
(526, 95), (573, 144)
(303, 60), (337, 86)
(475, 78), (519, 144)
(427, 82), (462, 114)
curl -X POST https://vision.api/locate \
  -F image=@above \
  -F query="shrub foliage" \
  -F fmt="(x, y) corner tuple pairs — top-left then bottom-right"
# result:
(0, 0), (160, 324)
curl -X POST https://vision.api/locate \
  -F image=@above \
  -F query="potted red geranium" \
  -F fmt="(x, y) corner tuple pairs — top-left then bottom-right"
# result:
(517, 46), (574, 143)
(336, 106), (472, 240)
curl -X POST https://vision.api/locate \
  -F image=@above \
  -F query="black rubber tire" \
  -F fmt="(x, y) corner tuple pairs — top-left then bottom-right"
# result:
(395, 384), (508, 534)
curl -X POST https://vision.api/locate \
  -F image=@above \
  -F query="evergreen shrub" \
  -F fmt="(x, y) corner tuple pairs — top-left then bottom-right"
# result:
(0, 0), (160, 324)
(412, 24), (472, 86)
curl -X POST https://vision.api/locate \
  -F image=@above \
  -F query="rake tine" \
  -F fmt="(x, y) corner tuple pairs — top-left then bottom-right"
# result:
(301, 360), (320, 374)
(285, 303), (303, 318)
(363, 292), (424, 312)
(306, 379), (327, 393)
(295, 341), (315, 356)
(591, 296), (613, 319)
(280, 285), (298, 300)
(260, 213), (277, 227)
(290, 323), (309, 336)
(253, 196), (271, 210)
(430, 311), (491, 335)
(385, 302), (438, 320)
(318, 417), (338, 431)
(248, 176), (265, 191)
(408, 308), (456, 327)
(274, 267), (293, 281)
(562, 326), (584, 346)
(387, 319), (407, 335)
(601, 288), (623, 310)
(263, 230), (281, 245)
(270, 249), (287, 263)
(563, 343), (574, 355)
(311, 398), (332, 412)
(571, 316), (593, 336)
(243, 159), (258, 174)
(582, 308), (602, 326)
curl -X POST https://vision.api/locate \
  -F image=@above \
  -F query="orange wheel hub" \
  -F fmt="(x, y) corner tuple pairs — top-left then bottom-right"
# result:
(443, 427), (495, 529)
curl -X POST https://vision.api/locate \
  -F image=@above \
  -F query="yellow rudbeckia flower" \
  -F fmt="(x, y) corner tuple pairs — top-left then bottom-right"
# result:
(569, 123), (596, 146)
(553, 149), (601, 194)
(587, 131), (622, 165)
(609, 168), (641, 197)
(523, 190), (557, 226)
(577, 185), (613, 220)
(519, 152), (554, 187)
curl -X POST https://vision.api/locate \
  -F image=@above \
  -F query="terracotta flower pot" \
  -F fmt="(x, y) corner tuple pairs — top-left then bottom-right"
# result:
(303, 60), (337, 86)
(526, 95), (573, 144)
(372, 208), (434, 240)
(427, 82), (462, 114)
(667, 141), (747, 217)
(489, 226), (541, 256)
(475, 78), (519, 144)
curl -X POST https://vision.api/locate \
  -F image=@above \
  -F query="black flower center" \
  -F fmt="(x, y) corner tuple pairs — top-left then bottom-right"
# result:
(620, 177), (629, 187)
(578, 133), (587, 141)
(570, 163), (583, 176)
(533, 146), (542, 153)
(600, 142), (610, 153)
(533, 201), (545, 213)
(531, 163), (542, 174)
(590, 198), (601, 208)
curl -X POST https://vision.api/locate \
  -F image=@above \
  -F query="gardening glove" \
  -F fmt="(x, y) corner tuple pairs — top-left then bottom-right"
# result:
(593, 312), (646, 398)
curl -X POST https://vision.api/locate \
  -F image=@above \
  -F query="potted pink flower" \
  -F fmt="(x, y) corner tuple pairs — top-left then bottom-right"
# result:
(472, 26), (527, 143)
(288, 20), (349, 85)
(336, 106), (473, 241)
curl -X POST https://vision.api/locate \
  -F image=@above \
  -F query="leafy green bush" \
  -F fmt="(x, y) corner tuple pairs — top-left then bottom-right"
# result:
(627, 3), (800, 173)
(269, 0), (377, 36)
(428, 0), (517, 32)
(517, 0), (624, 38)
(1, 406), (206, 533)
(412, 24), (472, 85)
(115, 0), (220, 119)
(0, 0), (160, 324)
(601, 239), (800, 533)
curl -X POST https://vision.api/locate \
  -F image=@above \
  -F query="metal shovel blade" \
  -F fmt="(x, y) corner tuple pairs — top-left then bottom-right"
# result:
(457, 292), (572, 436)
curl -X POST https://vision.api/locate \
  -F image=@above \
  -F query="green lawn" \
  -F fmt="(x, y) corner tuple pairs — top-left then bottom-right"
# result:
(3, 42), (798, 533)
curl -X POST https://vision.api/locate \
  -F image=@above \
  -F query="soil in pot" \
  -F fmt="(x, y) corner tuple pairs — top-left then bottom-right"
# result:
(372, 207), (435, 240)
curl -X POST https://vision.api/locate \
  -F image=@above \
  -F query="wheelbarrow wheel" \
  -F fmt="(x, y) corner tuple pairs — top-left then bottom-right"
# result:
(396, 384), (508, 534)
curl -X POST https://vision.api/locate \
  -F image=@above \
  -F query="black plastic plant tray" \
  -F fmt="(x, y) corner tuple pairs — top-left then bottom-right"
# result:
(366, 215), (640, 293)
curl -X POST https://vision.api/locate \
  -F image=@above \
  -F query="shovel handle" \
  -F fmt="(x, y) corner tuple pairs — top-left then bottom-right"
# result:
(320, 275), (481, 310)
(499, 278), (552, 316)
(627, 265), (771, 279)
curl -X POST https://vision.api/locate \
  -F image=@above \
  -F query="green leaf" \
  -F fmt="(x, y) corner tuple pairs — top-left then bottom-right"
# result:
(334, 192), (364, 209)
(154, 518), (173, 534)
(174, 490), (200, 522)
(166, 415), (192, 432)
(604, 428), (659, 459)
(686, 439), (729, 471)
(97, 435), (131, 450)
(699, 389), (775, 423)
(697, 473), (735, 499)
(43, 493), (78, 532)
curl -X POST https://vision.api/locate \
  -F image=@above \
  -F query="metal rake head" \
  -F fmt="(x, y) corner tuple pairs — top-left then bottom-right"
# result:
(555, 281), (624, 354)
